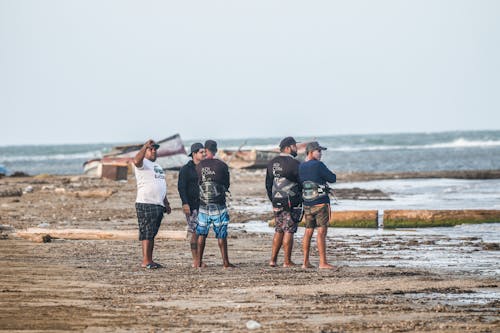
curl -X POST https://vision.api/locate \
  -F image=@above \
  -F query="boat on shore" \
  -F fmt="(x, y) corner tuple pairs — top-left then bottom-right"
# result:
(83, 134), (189, 177)
(218, 142), (309, 169)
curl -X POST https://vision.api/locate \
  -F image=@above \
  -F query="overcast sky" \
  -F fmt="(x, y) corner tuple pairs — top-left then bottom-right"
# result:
(1, 1), (499, 145)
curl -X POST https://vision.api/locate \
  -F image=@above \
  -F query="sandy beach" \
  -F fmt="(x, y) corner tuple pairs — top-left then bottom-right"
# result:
(1, 170), (499, 332)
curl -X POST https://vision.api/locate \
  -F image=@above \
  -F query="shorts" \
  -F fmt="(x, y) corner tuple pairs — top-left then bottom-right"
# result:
(274, 206), (303, 234)
(135, 203), (164, 241)
(197, 204), (229, 239)
(185, 209), (198, 233)
(304, 203), (331, 229)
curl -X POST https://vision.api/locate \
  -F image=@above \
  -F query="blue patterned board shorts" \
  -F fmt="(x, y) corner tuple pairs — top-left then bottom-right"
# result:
(135, 203), (164, 241)
(197, 204), (229, 239)
(185, 209), (198, 233)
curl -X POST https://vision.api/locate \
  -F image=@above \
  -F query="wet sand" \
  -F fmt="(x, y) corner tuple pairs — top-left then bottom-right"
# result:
(0, 170), (499, 332)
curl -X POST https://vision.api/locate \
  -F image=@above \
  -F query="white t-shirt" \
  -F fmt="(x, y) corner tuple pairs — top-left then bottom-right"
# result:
(134, 159), (167, 206)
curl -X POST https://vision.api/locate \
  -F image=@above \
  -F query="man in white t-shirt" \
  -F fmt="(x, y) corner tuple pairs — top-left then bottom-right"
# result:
(133, 139), (171, 269)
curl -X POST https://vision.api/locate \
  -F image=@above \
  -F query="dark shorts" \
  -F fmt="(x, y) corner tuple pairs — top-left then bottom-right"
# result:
(274, 206), (303, 234)
(185, 209), (198, 233)
(197, 204), (229, 239)
(135, 203), (164, 241)
(304, 203), (330, 229)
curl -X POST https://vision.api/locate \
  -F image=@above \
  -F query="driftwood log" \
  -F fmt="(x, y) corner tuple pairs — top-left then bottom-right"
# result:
(15, 228), (187, 243)
(0, 188), (23, 197)
(270, 209), (500, 228)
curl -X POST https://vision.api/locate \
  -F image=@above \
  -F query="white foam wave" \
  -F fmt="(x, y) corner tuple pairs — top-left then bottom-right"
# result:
(331, 138), (500, 152)
(0, 151), (103, 162)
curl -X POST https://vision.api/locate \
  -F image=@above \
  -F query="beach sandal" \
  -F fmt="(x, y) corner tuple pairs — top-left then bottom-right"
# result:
(143, 263), (161, 269)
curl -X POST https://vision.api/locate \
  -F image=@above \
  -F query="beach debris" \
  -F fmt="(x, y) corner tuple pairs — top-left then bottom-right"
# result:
(0, 188), (23, 197)
(10, 171), (30, 177)
(245, 320), (261, 330)
(54, 188), (66, 194)
(34, 174), (52, 179)
(0, 225), (15, 239)
(14, 228), (188, 242)
(335, 188), (392, 200)
(72, 189), (114, 199)
(481, 242), (500, 251)
(23, 185), (34, 193)
(37, 222), (50, 228)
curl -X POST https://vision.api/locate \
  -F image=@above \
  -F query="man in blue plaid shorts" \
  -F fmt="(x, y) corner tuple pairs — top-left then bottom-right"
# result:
(194, 140), (235, 269)
(134, 139), (171, 269)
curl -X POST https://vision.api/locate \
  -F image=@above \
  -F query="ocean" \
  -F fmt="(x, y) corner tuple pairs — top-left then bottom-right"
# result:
(1, 130), (499, 176)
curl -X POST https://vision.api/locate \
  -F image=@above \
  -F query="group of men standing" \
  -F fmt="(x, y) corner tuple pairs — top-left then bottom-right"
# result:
(133, 136), (336, 270)
(265, 137), (336, 269)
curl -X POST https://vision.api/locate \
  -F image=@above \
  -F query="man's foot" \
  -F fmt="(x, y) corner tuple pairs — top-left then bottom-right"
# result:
(269, 261), (277, 267)
(302, 263), (315, 269)
(223, 263), (236, 269)
(283, 261), (296, 268)
(192, 262), (207, 268)
(319, 263), (336, 270)
(141, 262), (162, 269)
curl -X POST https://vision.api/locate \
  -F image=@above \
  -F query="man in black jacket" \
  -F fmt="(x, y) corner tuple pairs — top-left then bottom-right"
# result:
(177, 142), (205, 267)
(265, 136), (302, 267)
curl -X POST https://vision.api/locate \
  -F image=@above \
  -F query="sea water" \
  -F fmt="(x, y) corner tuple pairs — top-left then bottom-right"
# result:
(1, 130), (500, 176)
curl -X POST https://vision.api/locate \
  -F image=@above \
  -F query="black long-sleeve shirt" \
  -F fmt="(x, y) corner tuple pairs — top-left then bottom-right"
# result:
(177, 160), (200, 212)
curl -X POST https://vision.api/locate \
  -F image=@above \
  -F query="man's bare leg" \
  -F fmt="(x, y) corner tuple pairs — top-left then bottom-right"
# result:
(302, 228), (315, 268)
(190, 232), (199, 267)
(195, 234), (207, 268)
(141, 239), (154, 267)
(269, 232), (284, 267)
(218, 238), (235, 268)
(317, 226), (334, 269)
(283, 232), (296, 267)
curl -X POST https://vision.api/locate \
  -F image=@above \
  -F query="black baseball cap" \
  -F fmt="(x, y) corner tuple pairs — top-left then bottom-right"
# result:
(189, 142), (204, 157)
(204, 140), (217, 153)
(279, 136), (298, 150)
(306, 141), (327, 153)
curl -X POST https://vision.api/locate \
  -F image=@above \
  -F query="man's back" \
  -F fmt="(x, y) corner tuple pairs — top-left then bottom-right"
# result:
(299, 159), (336, 206)
(265, 154), (300, 201)
(196, 158), (230, 205)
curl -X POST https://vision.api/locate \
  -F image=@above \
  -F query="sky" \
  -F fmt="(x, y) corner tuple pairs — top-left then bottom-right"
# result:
(1, 1), (499, 145)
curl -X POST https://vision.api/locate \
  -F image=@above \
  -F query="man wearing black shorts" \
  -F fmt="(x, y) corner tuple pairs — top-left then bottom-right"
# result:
(133, 139), (171, 269)
(265, 136), (302, 267)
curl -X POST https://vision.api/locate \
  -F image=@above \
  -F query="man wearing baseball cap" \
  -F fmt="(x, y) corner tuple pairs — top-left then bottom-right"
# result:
(177, 142), (206, 267)
(133, 139), (171, 269)
(299, 141), (337, 269)
(194, 139), (235, 268)
(265, 136), (302, 267)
